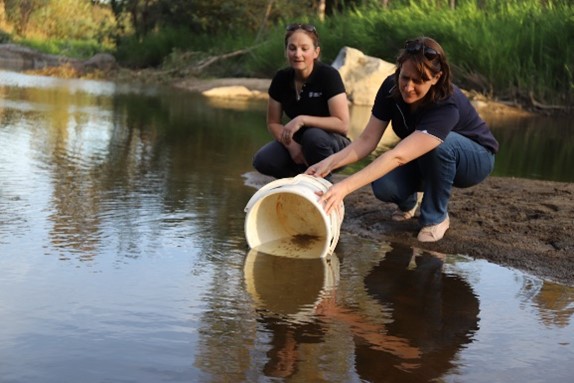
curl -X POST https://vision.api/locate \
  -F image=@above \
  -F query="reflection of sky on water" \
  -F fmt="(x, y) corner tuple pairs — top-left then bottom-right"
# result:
(443, 258), (573, 382)
(0, 70), (572, 382)
(0, 69), (158, 96)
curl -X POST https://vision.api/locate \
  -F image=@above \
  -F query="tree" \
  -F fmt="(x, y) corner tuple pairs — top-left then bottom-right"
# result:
(4, 0), (48, 36)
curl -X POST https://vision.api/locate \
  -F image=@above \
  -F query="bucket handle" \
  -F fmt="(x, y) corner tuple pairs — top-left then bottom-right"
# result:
(244, 174), (332, 214)
(293, 174), (332, 191)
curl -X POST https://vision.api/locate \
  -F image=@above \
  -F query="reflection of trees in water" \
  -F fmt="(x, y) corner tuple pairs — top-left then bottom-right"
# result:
(518, 276), (574, 328)
(486, 114), (574, 182)
(6, 83), (265, 261)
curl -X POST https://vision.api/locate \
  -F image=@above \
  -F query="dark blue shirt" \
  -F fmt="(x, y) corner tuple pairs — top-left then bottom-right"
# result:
(372, 75), (499, 154)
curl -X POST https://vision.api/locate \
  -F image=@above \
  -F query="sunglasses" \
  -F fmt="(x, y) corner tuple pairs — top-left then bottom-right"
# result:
(286, 23), (317, 34)
(405, 40), (439, 60)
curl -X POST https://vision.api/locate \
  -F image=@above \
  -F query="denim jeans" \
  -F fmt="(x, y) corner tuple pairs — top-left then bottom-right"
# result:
(371, 132), (495, 226)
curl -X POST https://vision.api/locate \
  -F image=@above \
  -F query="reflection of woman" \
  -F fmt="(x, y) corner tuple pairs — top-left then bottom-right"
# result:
(252, 23), (351, 180)
(307, 36), (499, 241)
(261, 316), (325, 378)
(355, 244), (480, 381)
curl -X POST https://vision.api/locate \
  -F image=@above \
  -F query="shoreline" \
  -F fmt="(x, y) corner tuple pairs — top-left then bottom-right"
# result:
(336, 174), (574, 286)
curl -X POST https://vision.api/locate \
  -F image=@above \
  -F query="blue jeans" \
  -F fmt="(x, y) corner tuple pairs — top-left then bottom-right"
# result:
(371, 132), (495, 226)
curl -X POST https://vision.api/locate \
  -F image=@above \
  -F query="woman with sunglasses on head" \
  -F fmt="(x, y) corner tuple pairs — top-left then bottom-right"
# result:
(306, 36), (499, 242)
(252, 23), (351, 180)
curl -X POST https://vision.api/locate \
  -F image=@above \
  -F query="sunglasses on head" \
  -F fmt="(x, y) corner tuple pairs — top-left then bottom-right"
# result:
(405, 40), (439, 60)
(286, 23), (317, 33)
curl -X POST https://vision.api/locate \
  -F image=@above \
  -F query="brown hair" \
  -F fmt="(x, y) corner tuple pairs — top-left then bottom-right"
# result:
(284, 23), (320, 49)
(391, 36), (453, 103)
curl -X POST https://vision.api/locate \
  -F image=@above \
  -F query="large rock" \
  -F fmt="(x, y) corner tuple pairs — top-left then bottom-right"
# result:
(332, 46), (396, 106)
(82, 53), (117, 72)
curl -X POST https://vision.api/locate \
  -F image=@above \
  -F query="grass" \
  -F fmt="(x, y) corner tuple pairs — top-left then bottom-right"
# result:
(7, 1), (572, 107)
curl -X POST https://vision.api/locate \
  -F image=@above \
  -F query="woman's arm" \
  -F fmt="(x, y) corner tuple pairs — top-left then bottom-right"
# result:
(267, 96), (307, 165)
(291, 92), (349, 134)
(282, 93), (350, 142)
(318, 130), (442, 214)
(266, 97), (285, 142)
(306, 114), (389, 177)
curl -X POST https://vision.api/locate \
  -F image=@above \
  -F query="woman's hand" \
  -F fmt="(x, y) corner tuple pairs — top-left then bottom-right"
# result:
(306, 156), (335, 179)
(281, 117), (305, 145)
(286, 141), (307, 165)
(317, 182), (349, 215)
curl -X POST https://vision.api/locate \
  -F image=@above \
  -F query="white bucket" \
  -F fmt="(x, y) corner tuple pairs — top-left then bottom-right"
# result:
(244, 174), (344, 258)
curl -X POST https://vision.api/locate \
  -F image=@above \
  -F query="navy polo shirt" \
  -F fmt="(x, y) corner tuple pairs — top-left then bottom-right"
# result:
(372, 75), (499, 154)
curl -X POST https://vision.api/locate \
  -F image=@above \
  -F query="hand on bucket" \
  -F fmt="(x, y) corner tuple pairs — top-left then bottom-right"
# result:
(306, 157), (346, 215)
(315, 182), (348, 216)
(306, 156), (335, 179)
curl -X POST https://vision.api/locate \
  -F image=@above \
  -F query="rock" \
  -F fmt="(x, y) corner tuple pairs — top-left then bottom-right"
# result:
(82, 53), (117, 72)
(332, 46), (396, 106)
(202, 85), (267, 100)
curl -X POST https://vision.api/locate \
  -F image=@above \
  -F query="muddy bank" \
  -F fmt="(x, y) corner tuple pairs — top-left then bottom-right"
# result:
(337, 174), (574, 286)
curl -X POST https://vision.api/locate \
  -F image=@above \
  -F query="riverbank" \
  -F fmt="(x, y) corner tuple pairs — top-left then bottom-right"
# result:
(337, 174), (574, 286)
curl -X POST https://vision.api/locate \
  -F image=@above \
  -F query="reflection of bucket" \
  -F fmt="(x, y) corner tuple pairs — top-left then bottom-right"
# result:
(244, 174), (344, 258)
(243, 249), (340, 323)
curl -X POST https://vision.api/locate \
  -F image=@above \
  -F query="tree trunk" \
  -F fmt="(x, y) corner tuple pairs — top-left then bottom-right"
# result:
(317, 0), (325, 21)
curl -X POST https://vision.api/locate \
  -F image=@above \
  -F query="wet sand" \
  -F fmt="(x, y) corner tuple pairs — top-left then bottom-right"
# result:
(338, 174), (574, 286)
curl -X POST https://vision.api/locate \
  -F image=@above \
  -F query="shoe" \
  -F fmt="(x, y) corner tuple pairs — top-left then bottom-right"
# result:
(417, 215), (450, 242)
(391, 192), (423, 222)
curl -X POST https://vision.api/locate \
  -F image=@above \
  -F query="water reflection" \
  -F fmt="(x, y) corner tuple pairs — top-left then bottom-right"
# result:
(356, 244), (478, 381)
(244, 250), (339, 322)
(518, 277), (574, 328)
(243, 243), (480, 382)
(478, 112), (574, 182)
(244, 251), (339, 378)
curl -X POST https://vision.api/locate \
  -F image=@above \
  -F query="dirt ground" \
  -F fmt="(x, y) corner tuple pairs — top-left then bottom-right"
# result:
(337, 174), (574, 286)
(177, 77), (574, 286)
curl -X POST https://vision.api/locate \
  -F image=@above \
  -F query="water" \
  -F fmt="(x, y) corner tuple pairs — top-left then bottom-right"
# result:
(0, 70), (573, 382)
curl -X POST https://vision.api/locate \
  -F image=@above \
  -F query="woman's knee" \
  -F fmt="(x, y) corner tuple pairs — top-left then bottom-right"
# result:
(371, 178), (395, 202)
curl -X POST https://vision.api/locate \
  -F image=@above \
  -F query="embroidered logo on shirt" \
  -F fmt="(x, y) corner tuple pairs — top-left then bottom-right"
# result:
(308, 92), (322, 98)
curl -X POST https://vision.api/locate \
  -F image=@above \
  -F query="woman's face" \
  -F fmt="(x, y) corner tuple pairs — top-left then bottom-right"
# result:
(285, 30), (319, 74)
(398, 59), (440, 106)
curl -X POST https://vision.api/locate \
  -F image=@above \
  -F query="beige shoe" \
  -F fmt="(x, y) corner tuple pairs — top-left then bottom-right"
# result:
(417, 215), (450, 242)
(391, 192), (423, 222)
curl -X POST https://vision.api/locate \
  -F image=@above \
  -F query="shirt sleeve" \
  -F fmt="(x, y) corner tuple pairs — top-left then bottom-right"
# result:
(319, 64), (346, 99)
(371, 75), (396, 122)
(417, 101), (459, 141)
(268, 69), (289, 103)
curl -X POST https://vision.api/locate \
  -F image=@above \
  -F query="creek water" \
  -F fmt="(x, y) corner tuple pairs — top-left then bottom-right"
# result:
(0, 70), (572, 383)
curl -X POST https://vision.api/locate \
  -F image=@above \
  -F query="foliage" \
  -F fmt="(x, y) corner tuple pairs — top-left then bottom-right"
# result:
(242, 0), (573, 105)
(15, 37), (109, 59)
(1, 0), (572, 106)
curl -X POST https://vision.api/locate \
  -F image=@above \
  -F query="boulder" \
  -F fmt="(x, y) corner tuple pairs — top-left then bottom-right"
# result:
(202, 85), (267, 100)
(82, 53), (117, 72)
(332, 46), (396, 106)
